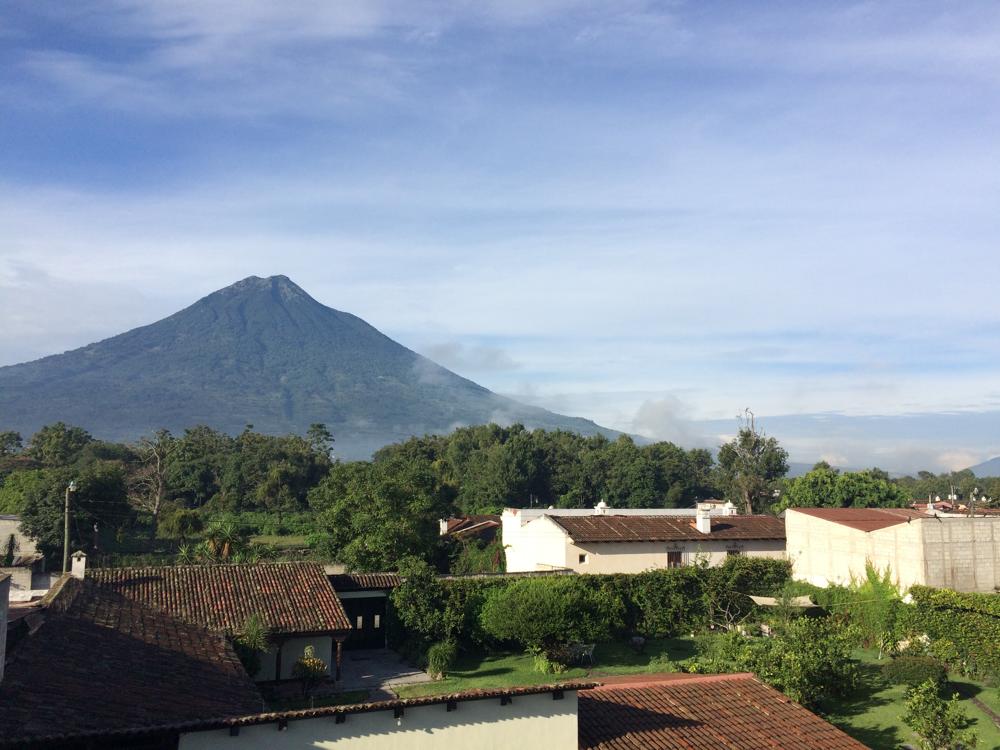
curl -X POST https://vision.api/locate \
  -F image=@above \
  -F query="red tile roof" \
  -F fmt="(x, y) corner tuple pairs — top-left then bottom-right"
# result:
(0, 576), (262, 743)
(789, 507), (927, 532)
(578, 673), (867, 749)
(88, 561), (350, 635)
(551, 514), (785, 543)
(329, 572), (402, 591)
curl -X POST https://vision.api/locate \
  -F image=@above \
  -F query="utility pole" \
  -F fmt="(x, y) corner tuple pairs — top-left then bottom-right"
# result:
(62, 480), (77, 574)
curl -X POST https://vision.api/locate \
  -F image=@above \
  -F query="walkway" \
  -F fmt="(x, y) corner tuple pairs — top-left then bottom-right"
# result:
(338, 648), (432, 699)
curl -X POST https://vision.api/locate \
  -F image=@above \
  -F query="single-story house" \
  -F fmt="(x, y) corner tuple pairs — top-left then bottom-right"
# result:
(439, 514), (501, 541)
(504, 505), (785, 574)
(0, 670), (865, 750)
(0, 572), (263, 745)
(785, 507), (1000, 592)
(86, 559), (352, 681)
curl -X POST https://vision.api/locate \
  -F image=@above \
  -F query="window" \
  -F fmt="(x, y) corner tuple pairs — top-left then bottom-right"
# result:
(727, 549), (742, 557)
(578, 553), (588, 565)
(666, 550), (682, 568)
(374, 614), (381, 629)
(356, 615), (364, 629)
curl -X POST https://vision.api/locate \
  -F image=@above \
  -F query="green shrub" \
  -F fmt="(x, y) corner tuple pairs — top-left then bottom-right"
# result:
(882, 655), (948, 689)
(427, 641), (458, 680)
(479, 577), (623, 666)
(901, 586), (1000, 682)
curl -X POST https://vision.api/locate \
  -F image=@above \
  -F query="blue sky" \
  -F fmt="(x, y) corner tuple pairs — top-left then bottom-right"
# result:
(2, 1), (1000, 472)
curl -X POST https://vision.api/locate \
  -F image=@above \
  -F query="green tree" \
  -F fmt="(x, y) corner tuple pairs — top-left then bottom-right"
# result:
(903, 679), (977, 750)
(717, 411), (788, 513)
(0, 431), (22, 457)
(26, 423), (93, 466)
(232, 613), (270, 677)
(479, 577), (624, 665)
(18, 461), (132, 562)
(306, 423), (335, 457)
(775, 467), (908, 512)
(0, 469), (50, 515)
(292, 645), (328, 697)
(309, 458), (450, 570)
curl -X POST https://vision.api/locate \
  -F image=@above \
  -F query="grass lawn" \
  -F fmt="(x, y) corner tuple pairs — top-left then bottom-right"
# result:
(823, 649), (1000, 750)
(394, 637), (696, 699)
(251, 534), (310, 549)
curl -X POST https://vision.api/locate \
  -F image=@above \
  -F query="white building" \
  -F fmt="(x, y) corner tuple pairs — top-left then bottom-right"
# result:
(503, 503), (785, 574)
(786, 507), (1000, 593)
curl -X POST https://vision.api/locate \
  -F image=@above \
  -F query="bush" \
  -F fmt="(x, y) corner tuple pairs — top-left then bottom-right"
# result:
(232, 613), (269, 677)
(903, 679), (978, 750)
(882, 655), (948, 689)
(427, 641), (458, 680)
(291, 645), (328, 696)
(901, 586), (1000, 682)
(479, 577), (623, 666)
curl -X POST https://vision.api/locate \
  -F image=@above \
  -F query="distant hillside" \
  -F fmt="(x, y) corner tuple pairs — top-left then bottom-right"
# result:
(0, 275), (619, 458)
(968, 456), (1000, 477)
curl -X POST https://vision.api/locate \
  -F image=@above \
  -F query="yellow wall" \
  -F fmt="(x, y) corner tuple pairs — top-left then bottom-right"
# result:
(179, 691), (578, 750)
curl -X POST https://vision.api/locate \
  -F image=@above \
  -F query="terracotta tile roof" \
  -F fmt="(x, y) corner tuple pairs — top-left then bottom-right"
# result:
(329, 572), (402, 591)
(578, 673), (866, 749)
(0, 576), (262, 744)
(789, 507), (927, 532)
(551, 514), (785, 543)
(443, 514), (502, 538)
(88, 561), (350, 635)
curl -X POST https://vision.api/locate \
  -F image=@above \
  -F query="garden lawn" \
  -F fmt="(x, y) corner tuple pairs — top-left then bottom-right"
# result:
(250, 534), (309, 549)
(394, 638), (696, 699)
(823, 649), (1000, 750)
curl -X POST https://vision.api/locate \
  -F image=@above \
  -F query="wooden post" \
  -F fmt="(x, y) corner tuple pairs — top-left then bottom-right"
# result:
(274, 640), (283, 682)
(335, 639), (343, 681)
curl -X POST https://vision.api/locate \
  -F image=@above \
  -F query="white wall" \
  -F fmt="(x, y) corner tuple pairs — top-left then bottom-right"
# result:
(180, 691), (578, 750)
(505, 516), (575, 572)
(0, 517), (38, 561)
(786, 510), (1000, 593)
(571, 539), (785, 574)
(505, 512), (784, 574)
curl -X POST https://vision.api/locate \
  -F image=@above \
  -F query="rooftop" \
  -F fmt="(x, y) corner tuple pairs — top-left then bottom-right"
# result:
(578, 673), (867, 749)
(789, 507), (931, 532)
(550, 514), (785, 543)
(88, 561), (351, 635)
(0, 576), (262, 744)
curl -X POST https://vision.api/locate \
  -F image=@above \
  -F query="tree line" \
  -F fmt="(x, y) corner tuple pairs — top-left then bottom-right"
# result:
(1, 419), (993, 571)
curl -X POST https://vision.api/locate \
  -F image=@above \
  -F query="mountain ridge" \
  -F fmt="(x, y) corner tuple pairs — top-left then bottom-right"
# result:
(0, 275), (619, 458)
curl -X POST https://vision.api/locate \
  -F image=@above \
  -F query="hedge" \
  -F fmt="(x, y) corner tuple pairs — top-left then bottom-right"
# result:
(389, 557), (792, 656)
(901, 586), (1000, 681)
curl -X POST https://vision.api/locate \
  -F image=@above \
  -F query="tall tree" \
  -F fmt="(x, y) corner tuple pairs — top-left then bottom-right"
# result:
(26, 423), (93, 466)
(716, 410), (788, 514)
(128, 429), (177, 532)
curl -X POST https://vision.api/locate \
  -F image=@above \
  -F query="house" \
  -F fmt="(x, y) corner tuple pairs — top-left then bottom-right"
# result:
(0, 515), (47, 603)
(86, 559), (352, 681)
(786, 507), (1000, 592)
(503, 504), (785, 573)
(0, 671), (865, 749)
(0, 572), (263, 745)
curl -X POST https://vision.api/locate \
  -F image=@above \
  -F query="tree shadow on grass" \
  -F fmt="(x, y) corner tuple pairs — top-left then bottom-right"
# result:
(822, 663), (903, 750)
(449, 667), (515, 679)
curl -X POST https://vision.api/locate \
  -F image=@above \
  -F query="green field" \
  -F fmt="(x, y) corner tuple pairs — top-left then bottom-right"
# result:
(395, 637), (696, 698)
(824, 650), (1000, 750)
